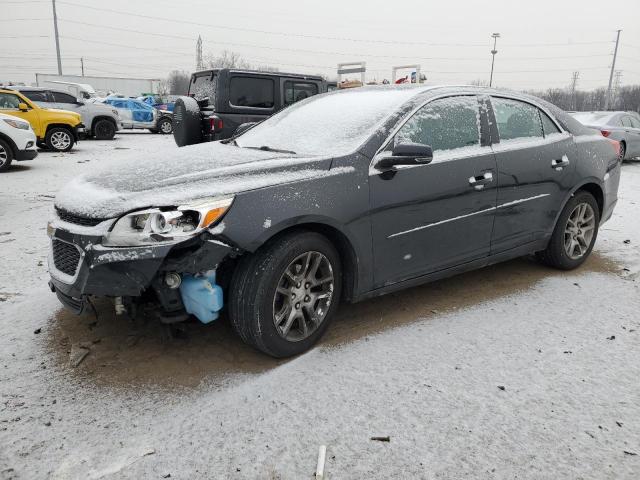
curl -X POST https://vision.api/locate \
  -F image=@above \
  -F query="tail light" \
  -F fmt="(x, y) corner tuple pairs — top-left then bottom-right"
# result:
(600, 130), (611, 137)
(209, 115), (223, 133)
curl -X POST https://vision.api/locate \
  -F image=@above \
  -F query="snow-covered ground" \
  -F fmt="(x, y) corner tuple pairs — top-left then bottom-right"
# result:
(1, 133), (639, 479)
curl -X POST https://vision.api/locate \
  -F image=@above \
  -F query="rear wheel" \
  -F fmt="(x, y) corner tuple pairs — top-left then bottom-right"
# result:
(229, 231), (342, 358)
(619, 141), (626, 162)
(0, 139), (13, 172)
(93, 119), (116, 140)
(537, 191), (600, 270)
(45, 127), (74, 152)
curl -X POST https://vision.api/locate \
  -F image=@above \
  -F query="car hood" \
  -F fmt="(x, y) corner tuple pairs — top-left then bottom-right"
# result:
(42, 108), (82, 121)
(54, 141), (337, 219)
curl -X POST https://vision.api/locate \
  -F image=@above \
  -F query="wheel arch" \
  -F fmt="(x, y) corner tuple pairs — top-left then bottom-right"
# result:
(91, 115), (117, 131)
(45, 123), (74, 135)
(0, 132), (18, 156)
(242, 219), (360, 303)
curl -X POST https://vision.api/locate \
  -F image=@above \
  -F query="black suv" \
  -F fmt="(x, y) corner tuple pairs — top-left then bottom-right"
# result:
(173, 68), (331, 146)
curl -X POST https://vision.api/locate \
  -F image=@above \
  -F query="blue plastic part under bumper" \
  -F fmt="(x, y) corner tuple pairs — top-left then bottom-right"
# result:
(179, 271), (224, 324)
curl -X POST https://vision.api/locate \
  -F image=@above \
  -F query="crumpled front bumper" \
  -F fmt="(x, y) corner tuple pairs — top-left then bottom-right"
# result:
(48, 222), (233, 314)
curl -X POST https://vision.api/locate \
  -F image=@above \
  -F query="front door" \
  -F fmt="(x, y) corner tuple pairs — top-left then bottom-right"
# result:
(369, 95), (498, 287)
(488, 96), (577, 253)
(621, 115), (640, 158)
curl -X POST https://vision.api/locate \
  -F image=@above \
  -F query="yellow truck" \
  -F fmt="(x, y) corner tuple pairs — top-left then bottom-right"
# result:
(0, 88), (84, 152)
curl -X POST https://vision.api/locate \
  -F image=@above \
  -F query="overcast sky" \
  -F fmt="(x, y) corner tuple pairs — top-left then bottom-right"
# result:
(2, 0), (640, 91)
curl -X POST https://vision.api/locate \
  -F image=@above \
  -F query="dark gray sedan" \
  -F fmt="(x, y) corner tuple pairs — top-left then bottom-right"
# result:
(570, 111), (640, 161)
(48, 86), (621, 357)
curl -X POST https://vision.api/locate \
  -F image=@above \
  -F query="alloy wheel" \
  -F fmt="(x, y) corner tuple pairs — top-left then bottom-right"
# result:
(160, 120), (172, 134)
(272, 251), (334, 342)
(564, 202), (596, 260)
(0, 144), (7, 167)
(51, 131), (71, 150)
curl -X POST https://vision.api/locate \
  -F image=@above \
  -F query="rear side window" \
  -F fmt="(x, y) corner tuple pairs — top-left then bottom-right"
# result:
(229, 77), (274, 109)
(540, 111), (561, 136)
(492, 97), (543, 141)
(21, 90), (49, 102)
(394, 96), (480, 152)
(52, 92), (76, 103)
(621, 116), (634, 128)
(284, 81), (318, 106)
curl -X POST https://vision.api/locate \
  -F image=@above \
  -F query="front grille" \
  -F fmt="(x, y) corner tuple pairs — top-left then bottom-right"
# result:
(55, 207), (106, 227)
(52, 240), (81, 277)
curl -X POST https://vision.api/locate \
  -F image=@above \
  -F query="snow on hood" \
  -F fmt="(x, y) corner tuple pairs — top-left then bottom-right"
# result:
(55, 141), (337, 219)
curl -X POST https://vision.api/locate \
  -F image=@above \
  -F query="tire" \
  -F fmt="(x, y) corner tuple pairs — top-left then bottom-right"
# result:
(619, 141), (626, 162)
(157, 117), (173, 134)
(229, 231), (342, 358)
(93, 119), (116, 140)
(172, 96), (203, 147)
(0, 139), (13, 172)
(37, 141), (47, 150)
(45, 127), (74, 152)
(537, 191), (600, 270)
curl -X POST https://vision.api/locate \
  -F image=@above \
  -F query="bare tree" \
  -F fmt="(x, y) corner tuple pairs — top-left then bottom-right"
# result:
(204, 50), (251, 69)
(166, 70), (191, 95)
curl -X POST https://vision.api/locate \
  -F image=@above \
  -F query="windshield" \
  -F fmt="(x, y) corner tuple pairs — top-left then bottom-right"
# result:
(236, 88), (420, 156)
(570, 112), (616, 126)
(189, 71), (217, 102)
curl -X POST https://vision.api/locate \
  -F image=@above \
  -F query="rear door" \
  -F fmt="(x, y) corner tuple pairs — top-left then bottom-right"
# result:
(51, 91), (80, 112)
(110, 100), (132, 127)
(369, 95), (497, 286)
(488, 96), (576, 253)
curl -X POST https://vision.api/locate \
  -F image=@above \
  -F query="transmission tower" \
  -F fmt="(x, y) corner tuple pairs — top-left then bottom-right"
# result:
(570, 71), (579, 110)
(196, 35), (203, 71)
(613, 70), (623, 107)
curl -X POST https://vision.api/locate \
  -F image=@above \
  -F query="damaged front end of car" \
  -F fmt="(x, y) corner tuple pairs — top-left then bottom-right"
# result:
(47, 197), (240, 324)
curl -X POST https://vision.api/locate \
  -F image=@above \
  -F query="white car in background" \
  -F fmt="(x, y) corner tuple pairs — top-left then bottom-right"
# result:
(0, 112), (37, 172)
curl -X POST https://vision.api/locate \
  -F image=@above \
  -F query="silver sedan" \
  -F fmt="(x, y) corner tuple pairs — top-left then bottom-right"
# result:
(570, 111), (640, 161)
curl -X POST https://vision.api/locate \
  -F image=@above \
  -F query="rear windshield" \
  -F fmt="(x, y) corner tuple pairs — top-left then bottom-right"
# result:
(236, 87), (420, 156)
(189, 72), (217, 102)
(570, 112), (616, 126)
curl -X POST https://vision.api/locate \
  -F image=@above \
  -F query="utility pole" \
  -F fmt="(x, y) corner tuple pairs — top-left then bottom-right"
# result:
(489, 33), (500, 87)
(51, 0), (62, 75)
(604, 29), (622, 111)
(196, 35), (203, 71)
(570, 71), (579, 110)
(612, 70), (622, 109)
(80, 57), (84, 76)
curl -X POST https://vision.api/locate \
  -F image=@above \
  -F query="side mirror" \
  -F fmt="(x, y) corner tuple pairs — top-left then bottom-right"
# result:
(234, 122), (257, 136)
(375, 142), (433, 170)
(18, 102), (29, 112)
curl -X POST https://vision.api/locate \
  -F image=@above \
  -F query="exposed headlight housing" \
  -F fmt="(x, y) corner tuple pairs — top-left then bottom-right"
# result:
(3, 118), (30, 130)
(102, 197), (233, 247)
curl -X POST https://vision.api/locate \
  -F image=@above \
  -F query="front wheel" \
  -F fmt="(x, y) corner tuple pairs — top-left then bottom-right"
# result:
(0, 139), (13, 172)
(157, 117), (173, 134)
(45, 127), (74, 152)
(93, 119), (116, 140)
(537, 191), (600, 270)
(229, 231), (342, 358)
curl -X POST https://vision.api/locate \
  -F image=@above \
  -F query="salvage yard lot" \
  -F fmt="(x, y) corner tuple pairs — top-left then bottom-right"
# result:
(1, 133), (639, 479)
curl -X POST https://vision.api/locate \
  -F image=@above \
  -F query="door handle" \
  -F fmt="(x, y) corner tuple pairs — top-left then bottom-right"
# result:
(468, 172), (493, 190)
(551, 156), (570, 170)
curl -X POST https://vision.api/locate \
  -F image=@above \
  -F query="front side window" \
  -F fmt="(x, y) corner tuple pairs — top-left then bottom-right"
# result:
(52, 92), (76, 103)
(21, 91), (49, 102)
(629, 116), (640, 129)
(621, 116), (634, 128)
(492, 97), (543, 141)
(229, 77), (274, 109)
(284, 81), (318, 106)
(0, 92), (22, 109)
(394, 96), (480, 152)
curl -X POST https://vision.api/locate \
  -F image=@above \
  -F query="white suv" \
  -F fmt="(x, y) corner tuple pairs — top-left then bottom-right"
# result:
(0, 112), (38, 172)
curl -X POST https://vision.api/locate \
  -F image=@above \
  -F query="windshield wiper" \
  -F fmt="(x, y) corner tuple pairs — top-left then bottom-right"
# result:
(245, 145), (297, 154)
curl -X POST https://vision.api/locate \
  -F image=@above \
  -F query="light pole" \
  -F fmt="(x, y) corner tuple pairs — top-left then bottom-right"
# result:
(489, 33), (500, 87)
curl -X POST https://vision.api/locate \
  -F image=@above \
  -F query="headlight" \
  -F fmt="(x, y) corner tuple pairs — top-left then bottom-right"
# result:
(3, 118), (30, 130)
(102, 197), (233, 247)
